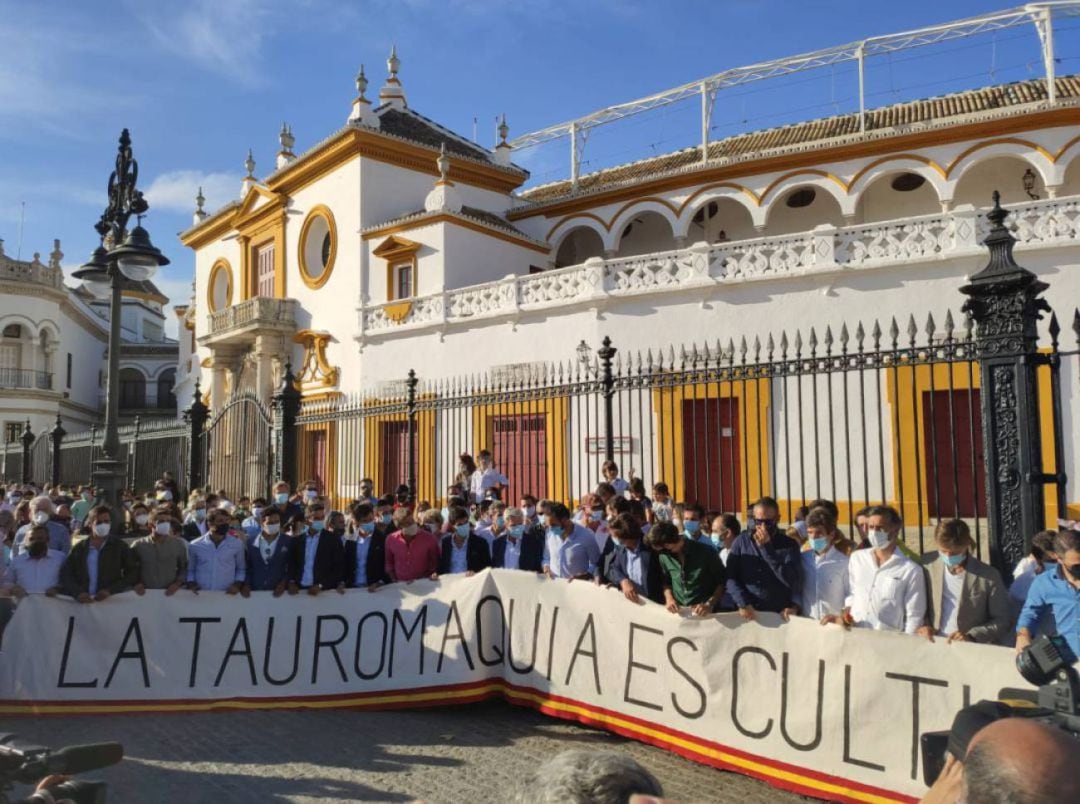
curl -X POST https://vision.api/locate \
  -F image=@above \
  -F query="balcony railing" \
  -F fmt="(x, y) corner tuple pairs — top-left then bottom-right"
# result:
(0, 255), (65, 290)
(204, 297), (297, 341)
(359, 195), (1080, 338)
(0, 369), (53, 391)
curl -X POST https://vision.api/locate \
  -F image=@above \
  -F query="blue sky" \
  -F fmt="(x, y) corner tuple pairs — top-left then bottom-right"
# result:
(1, 0), (1073, 335)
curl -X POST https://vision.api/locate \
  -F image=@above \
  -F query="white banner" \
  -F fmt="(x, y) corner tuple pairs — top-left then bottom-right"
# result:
(0, 570), (1033, 802)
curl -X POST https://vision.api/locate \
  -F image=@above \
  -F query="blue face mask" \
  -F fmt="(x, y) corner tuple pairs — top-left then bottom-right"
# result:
(310, 520), (325, 532)
(548, 525), (564, 538)
(710, 532), (722, 546)
(381, 513), (393, 526)
(942, 552), (966, 567)
(589, 510), (603, 522)
(359, 521), (375, 535)
(495, 516), (505, 528)
(809, 536), (829, 553)
(508, 524), (525, 538)
(455, 523), (471, 538)
(683, 520), (700, 534)
(275, 493), (289, 505)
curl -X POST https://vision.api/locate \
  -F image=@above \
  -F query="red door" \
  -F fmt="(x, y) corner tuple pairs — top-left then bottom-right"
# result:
(491, 414), (547, 503)
(922, 389), (985, 518)
(681, 398), (741, 512)
(380, 421), (410, 491)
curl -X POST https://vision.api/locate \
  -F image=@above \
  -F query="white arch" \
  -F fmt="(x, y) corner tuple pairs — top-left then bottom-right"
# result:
(848, 160), (947, 207)
(676, 187), (761, 238)
(762, 175), (847, 225)
(609, 202), (679, 251)
(548, 217), (611, 254)
(945, 143), (1057, 201)
(154, 365), (178, 380)
(117, 364), (151, 380)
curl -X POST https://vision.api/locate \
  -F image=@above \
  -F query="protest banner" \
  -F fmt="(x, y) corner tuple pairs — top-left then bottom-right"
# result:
(0, 570), (1032, 802)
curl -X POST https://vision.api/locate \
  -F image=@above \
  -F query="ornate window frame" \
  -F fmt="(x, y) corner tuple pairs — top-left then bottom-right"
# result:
(298, 204), (338, 290)
(207, 259), (234, 312)
(372, 235), (421, 320)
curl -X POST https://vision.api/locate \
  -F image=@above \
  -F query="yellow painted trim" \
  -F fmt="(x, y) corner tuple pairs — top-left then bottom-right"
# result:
(206, 259), (234, 313)
(677, 181), (763, 214)
(758, 169), (848, 205)
(847, 153), (947, 189)
(292, 329), (340, 392)
(382, 300), (414, 321)
(242, 224), (287, 301)
(545, 212), (611, 244)
(297, 204), (338, 290)
(359, 407), (437, 504)
(944, 137), (1056, 176)
(298, 420), (339, 508)
(363, 213), (550, 255)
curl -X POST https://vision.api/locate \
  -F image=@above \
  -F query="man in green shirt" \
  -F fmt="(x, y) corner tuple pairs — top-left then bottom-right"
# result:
(70, 486), (94, 526)
(648, 521), (726, 617)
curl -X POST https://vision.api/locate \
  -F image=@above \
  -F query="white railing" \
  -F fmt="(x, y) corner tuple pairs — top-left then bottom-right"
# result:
(208, 297), (297, 336)
(359, 196), (1080, 338)
(0, 255), (64, 289)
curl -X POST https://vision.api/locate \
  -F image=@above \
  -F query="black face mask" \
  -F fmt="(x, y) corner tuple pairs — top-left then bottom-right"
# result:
(28, 542), (47, 558)
(214, 523), (230, 536)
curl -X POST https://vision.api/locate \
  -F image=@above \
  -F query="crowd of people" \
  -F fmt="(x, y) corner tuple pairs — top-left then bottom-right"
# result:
(1, 453), (1078, 659)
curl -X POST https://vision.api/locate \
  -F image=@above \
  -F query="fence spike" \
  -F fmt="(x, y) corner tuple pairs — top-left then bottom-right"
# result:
(752, 335), (761, 361)
(779, 331), (788, 355)
(690, 343), (700, 364)
(906, 314), (918, 343)
(668, 345), (676, 366)
(840, 323), (850, 346)
(925, 311), (936, 338)
(738, 336), (748, 360)
(793, 330), (803, 353)
(824, 325), (834, 349)
(725, 338), (735, 361)
(888, 317), (899, 346)
(1073, 308), (1080, 346)
(1048, 311), (1061, 345)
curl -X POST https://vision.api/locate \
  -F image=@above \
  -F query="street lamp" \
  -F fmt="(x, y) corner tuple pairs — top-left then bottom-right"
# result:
(72, 129), (169, 531)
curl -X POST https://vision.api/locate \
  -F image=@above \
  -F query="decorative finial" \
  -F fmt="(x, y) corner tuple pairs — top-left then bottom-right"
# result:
(437, 142), (449, 183)
(987, 190), (1007, 231)
(49, 239), (63, 270)
(196, 186), (205, 213)
(498, 113), (509, 144)
(356, 64), (368, 99)
(244, 149), (256, 177)
(388, 45), (400, 78)
(279, 122), (295, 153)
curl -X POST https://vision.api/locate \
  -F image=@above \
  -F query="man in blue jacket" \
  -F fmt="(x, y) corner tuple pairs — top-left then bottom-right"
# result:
(726, 496), (802, 620)
(243, 508), (291, 596)
(439, 507), (492, 576)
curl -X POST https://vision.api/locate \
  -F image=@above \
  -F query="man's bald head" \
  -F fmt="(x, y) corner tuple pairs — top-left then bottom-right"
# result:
(964, 717), (1079, 803)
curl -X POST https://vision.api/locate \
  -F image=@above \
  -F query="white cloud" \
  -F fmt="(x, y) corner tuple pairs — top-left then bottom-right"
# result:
(144, 170), (242, 215)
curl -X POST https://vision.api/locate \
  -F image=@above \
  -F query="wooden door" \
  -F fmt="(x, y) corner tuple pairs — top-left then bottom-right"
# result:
(380, 420), (410, 491)
(491, 414), (547, 503)
(681, 398), (741, 512)
(922, 389), (985, 518)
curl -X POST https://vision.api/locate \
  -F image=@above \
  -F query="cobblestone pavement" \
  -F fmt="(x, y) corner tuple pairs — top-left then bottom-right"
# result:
(6, 702), (810, 803)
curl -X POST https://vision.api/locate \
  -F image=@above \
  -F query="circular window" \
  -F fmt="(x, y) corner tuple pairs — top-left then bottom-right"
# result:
(891, 172), (927, 192)
(299, 205), (337, 289)
(207, 260), (233, 312)
(785, 188), (816, 208)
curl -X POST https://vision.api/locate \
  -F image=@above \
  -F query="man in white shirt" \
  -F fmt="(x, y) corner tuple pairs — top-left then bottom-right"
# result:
(798, 508), (850, 620)
(542, 502), (601, 580)
(822, 505), (926, 634)
(14, 496), (71, 555)
(1, 525), (62, 597)
(470, 450), (508, 503)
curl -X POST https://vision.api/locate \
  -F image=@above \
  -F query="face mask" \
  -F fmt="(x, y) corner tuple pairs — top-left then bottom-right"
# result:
(93, 523), (110, 537)
(160, 490), (174, 501)
(549, 525), (564, 538)
(154, 522), (172, 536)
(195, 509), (206, 521)
(123, 501), (132, 510)
(135, 514), (149, 526)
(809, 536), (829, 553)
(426, 523), (440, 533)
(524, 507), (535, 518)
(683, 520), (700, 534)
(304, 490), (317, 501)
(508, 524), (525, 538)
(455, 523), (471, 538)
(81, 492), (92, 502)
(710, 532), (722, 546)
(275, 492), (289, 504)
(10, 495), (21, 504)
(942, 552), (966, 568)
(495, 516), (505, 528)
(32, 512), (49, 525)
(380, 513), (393, 526)
(29, 541), (47, 558)
(214, 523), (230, 536)
(358, 521), (375, 535)
(589, 510), (603, 522)
(867, 528), (891, 550)
(252, 507), (264, 519)
(403, 524), (419, 537)
(539, 513), (550, 527)
(310, 520), (325, 532)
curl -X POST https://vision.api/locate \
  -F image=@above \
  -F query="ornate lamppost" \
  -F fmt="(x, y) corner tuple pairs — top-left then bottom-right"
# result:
(72, 130), (170, 530)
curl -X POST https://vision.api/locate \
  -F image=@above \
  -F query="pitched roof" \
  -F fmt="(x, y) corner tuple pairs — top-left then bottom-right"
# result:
(363, 204), (546, 246)
(517, 75), (1080, 205)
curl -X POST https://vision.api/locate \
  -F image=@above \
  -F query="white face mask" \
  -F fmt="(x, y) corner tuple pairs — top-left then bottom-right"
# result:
(154, 522), (171, 536)
(93, 523), (111, 538)
(135, 514), (149, 526)
(867, 528), (892, 550)
(33, 512), (50, 525)
(264, 523), (281, 536)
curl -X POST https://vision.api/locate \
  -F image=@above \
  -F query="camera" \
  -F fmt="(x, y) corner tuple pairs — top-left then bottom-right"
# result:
(0, 734), (122, 804)
(920, 635), (1079, 786)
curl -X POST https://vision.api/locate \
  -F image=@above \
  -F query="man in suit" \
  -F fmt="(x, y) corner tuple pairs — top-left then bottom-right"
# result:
(181, 499), (210, 542)
(288, 502), (345, 595)
(606, 513), (665, 604)
(343, 502), (391, 589)
(918, 518), (1010, 644)
(60, 505), (140, 602)
(491, 507), (543, 572)
(244, 508), (292, 596)
(439, 506), (491, 576)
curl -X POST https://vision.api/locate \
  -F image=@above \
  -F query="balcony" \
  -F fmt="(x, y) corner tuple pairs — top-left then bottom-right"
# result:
(0, 369), (53, 391)
(358, 195), (1080, 339)
(200, 297), (297, 347)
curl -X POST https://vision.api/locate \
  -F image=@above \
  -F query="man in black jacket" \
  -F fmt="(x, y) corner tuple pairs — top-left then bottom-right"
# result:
(439, 506), (491, 576)
(343, 502), (391, 589)
(606, 513), (665, 604)
(60, 506), (140, 602)
(492, 506), (544, 572)
(287, 502), (345, 594)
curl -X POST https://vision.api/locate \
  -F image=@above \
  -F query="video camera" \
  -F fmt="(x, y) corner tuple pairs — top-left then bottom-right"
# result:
(920, 634), (1080, 786)
(0, 734), (122, 804)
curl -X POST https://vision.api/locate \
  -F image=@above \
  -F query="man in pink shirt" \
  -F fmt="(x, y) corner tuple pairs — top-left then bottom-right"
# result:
(384, 507), (440, 583)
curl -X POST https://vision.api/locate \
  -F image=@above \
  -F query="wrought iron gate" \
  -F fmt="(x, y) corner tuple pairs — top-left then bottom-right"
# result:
(198, 391), (274, 499)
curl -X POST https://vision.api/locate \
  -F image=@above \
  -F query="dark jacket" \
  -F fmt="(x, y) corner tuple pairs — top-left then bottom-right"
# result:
(597, 537), (618, 584)
(245, 534), (293, 591)
(289, 531), (346, 589)
(343, 532), (391, 587)
(60, 537), (140, 597)
(181, 521), (207, 542)
(491, 530), (544, 572)
(607, 543), (666, 604)
(725, 529), (802, 612)
(438, 533), (491, 575)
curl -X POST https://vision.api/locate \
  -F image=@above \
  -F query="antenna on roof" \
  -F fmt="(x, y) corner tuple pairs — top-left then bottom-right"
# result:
(16, 201), (25, 261)
(472, 116), (477, 143)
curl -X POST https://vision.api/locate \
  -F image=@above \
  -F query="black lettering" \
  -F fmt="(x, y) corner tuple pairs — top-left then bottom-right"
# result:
(437, 601), (475, 673)
(564, 613), (601, 695)
(886, 671), (949, 781)
(180, 617), (221, 688)
(475, 595), (505, 667)
(623, 623), (663, 712)
(263, 616), (302, 686)
(312, 614), (349, 684)
(104, 618), (149, 689)
(844, 664), (885, 771)
(779, 652), (823, 751)
(57, 616), (98, 688)
(545, 605), (559, 681)
(354, 611), (388, 680)
(214, 618), (257, 687)
(389, 606), (428, 678)
(507, 599), (541, 675)
(667, 637), (706, 719)
(731, 646), (775, 739)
